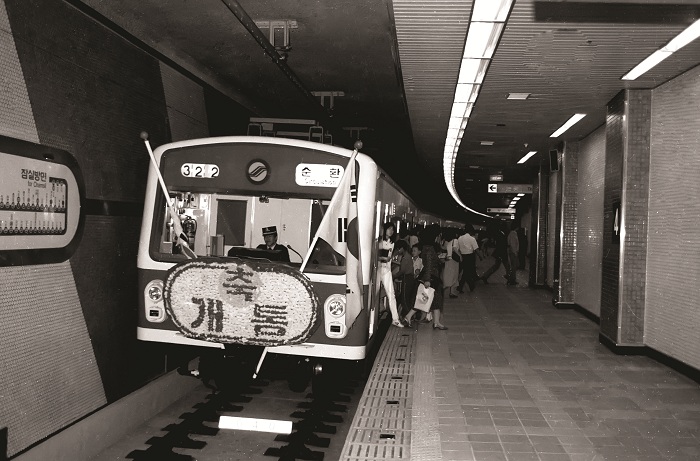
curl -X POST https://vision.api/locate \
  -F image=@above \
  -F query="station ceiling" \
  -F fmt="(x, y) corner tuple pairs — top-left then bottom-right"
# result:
(73, 0), (700, 221)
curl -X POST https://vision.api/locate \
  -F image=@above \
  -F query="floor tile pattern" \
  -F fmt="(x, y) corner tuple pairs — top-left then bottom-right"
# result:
(426, 280), (700, 461)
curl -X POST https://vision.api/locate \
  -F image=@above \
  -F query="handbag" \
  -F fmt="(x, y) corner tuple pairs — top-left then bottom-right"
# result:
(413, 283), (435, 312)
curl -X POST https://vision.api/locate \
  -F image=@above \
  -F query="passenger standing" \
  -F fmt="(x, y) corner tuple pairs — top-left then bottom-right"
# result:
(507, 223), (519, 286)
(441, 229), (460, 298)
(393, 240), (414, 316)
(517, 227), (527, 270)
(479, 223), (507, 284)
(403, 225), (447, 330)
(457, 225), (479, 293)
(378, 222), (403, 327)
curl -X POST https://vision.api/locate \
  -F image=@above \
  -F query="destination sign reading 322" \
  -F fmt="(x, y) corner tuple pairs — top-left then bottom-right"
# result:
(181, 163), (220, 178)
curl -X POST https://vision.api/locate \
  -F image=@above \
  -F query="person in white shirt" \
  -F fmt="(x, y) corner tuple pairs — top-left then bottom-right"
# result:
(378, 222), (403, 327)
(456, 225), (479, 292)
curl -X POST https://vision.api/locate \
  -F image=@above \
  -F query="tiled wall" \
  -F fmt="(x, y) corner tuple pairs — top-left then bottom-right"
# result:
(558, 142), (579, 303)
(546, 169), (559, 288)
(530, 167), (548, 286)
(160, 63), (209, 141)
(574, 125), (605, 317)
(646, 64), (700, 369)
(600, 91), (624, 341)
(0, 0), (230, 455)
(619, 89), (651, 345)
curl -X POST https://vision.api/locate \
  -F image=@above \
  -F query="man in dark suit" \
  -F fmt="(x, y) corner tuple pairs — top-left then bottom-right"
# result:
(256, 226), (290, 262)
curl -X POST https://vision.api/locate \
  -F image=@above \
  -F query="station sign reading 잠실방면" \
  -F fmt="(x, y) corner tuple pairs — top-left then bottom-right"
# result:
(0, 151), (80, 250)
(295, 163), (344, 188)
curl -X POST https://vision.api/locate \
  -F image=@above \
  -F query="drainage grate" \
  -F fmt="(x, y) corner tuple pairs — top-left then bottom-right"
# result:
(339, 327), (416, 460)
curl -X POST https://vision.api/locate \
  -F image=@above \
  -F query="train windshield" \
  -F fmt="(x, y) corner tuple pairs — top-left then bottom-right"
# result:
(149, 191), (345, 274)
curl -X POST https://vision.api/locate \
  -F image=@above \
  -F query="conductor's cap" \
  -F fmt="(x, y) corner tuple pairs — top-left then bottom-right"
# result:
(262, 226), (278, 236)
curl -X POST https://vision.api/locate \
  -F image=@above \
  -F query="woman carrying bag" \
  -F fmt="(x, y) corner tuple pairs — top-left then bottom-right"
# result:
(402, 224), (447, 330)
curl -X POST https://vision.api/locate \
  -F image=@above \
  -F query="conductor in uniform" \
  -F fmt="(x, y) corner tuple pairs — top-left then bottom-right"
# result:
(257, 226), (290, 262)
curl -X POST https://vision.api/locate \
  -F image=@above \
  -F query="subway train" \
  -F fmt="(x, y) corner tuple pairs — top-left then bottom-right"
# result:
(136, 135), (447, 388)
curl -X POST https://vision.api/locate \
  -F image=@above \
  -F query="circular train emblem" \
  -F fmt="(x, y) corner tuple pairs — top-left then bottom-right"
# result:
(246, 159), (270, 184)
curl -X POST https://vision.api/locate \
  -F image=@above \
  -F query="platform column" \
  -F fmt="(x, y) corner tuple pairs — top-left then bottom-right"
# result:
(555, 141), (579, 305)
(600, 89), (651, 347)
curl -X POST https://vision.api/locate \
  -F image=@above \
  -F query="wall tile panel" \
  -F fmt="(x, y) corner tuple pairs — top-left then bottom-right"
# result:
(559, 142), (579, 303)
(646, 65), (700, 368)
(601, 91), (624, 340)
(619, 89), (651, 345)
(574, 125), (605, 316)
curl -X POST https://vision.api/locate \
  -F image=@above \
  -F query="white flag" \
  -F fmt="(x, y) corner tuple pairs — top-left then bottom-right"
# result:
(302, 150), (363, 328)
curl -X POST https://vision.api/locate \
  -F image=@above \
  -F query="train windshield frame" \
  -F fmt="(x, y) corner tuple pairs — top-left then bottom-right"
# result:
(148, 189), (346, 275)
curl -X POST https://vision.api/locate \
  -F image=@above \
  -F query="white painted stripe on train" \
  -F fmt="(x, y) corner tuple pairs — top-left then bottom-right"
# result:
(219, 416), (293, 434)
(137, 327), (367, 359)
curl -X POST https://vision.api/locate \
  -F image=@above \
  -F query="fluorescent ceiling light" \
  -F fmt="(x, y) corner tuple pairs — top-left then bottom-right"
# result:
(507, 93), (530, 100)
(622, 19), (700, 80)
(664, 19), (700, 52)
(513, 196), (521, 201)
(459, 59), (490, 84)
(480, 141), (494, 146)
(550, 114), (586, 138)
(621, 49), (671, 80)
(517, 193), (525, 197)
(454, 84), (479, 103)
(463, 22), (503, 59)
(450, 102), (468, 119)
(471, 0), (513, 22)
(517, 151), (537, 164)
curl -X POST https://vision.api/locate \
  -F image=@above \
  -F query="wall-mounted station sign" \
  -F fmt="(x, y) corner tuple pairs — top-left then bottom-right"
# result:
(0, 136), (84, 266)
(489, 174), (503, 182)
(487, 183), (533, 194)
(487, 208), (515, 214)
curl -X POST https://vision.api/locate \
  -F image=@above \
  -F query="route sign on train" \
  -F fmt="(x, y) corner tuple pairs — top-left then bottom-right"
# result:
(487, 183), (533, 194)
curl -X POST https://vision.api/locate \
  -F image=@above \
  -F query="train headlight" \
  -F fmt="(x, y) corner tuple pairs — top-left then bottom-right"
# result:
(324, 293), (347, 339)
(325, 294), (346, 318)
(147, 283), (163, 302)
(144, 280), (165, 323)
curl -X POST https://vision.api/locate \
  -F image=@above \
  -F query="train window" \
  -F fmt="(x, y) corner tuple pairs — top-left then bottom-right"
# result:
(304, 238), (345, 275)
(216, 199), (247, 246)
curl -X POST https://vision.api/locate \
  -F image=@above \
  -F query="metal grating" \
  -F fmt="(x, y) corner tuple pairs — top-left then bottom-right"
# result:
(340, 328), (416, 460)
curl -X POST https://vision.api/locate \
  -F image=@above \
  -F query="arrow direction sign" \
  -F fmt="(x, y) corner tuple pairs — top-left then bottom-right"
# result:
(486, 183), (533, 194)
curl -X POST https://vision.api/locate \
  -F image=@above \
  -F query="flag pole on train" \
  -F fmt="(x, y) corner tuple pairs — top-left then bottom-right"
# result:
(140, 131), (196, 259)
(301, 140), (363, 328)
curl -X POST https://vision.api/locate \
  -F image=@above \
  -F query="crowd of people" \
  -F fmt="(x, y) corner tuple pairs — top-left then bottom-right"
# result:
(377, 221), (527, 330)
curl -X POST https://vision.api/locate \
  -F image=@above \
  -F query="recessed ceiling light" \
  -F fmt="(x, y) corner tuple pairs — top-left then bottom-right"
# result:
(507, 93), (530, 100)
(480, 141), (494, 146)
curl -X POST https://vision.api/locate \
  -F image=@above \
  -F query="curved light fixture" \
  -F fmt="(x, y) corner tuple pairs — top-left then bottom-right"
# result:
(443, 0), (514, 217)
